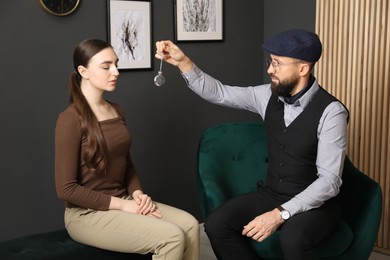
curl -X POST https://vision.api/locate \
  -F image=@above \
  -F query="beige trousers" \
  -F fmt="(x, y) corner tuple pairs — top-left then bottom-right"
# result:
(65, 201), (199, 260)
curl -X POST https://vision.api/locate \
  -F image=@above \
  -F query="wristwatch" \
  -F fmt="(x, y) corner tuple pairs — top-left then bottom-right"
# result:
(277, 206), (291, 220)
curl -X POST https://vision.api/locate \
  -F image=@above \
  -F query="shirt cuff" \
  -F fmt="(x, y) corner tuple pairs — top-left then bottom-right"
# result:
(181, 63), (202, 85)
(281, 198), (301, 217)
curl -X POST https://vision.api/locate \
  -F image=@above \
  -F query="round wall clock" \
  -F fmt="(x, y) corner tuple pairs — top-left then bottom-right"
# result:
(39, 0), (80, 16)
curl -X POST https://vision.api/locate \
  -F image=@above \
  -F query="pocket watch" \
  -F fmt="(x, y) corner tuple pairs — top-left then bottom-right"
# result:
(39, 0), (80, 16)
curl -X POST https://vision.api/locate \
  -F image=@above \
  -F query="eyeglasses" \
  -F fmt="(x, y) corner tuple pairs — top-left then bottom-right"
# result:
(266, 58), (301, 69)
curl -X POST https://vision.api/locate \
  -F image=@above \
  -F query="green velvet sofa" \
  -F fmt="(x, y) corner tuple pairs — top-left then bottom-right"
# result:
(0, 227), (152, 259)
(197, 121), (383, 260)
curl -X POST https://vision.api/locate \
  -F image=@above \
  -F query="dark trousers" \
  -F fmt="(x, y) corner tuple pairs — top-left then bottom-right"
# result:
(204, 188), (340, 260)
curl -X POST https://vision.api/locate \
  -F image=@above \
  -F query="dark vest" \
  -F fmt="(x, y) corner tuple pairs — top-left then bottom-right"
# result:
(264, 87), (338, 198)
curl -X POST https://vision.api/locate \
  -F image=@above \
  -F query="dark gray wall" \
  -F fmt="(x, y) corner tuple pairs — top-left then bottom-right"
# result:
(263, 0), (316, 81)
(0, 0), (314, 242)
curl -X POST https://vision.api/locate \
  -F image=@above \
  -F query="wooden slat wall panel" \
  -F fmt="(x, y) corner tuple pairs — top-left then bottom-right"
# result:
(316, 0), (390, 254)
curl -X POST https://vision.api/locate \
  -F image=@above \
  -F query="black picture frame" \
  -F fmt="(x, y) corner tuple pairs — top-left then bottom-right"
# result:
(107, 0), (153, 70)
(174, 0), (224, 42)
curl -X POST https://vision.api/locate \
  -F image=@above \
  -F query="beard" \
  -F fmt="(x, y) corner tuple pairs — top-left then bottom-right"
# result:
(271, 76), (299, 97)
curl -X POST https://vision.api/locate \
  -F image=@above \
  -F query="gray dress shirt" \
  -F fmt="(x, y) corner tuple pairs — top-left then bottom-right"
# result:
(182, 64), (348, 216)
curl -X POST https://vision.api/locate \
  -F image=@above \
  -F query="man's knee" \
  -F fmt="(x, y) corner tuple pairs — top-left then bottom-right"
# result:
(204, 208), (229, 239)
(204, 210), (218, 236)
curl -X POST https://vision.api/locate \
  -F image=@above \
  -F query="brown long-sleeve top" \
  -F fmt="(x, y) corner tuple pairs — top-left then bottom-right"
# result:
(55, 103), (142, 210)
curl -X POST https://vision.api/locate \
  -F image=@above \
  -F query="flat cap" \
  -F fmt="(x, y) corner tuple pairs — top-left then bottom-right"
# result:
(262, 29), (322, 62)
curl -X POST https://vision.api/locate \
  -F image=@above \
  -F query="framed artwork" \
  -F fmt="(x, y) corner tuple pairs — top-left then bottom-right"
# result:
(107, 0), (152, 70)
(174, 0), (223, 42)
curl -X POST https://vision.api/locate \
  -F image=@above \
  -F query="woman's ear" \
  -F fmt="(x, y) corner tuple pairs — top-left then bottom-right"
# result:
(77, 65), (88, 79)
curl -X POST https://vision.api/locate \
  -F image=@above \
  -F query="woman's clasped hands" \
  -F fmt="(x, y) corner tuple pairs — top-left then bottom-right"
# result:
(132, 190), (162, 218)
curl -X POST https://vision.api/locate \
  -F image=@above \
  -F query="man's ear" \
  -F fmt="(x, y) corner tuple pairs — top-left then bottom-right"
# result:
(299, 62), (312, 77)
(77, 65), (88, 79)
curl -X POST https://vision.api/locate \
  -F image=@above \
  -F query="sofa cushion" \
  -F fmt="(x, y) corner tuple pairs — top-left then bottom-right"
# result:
(0, 229), (152, 260)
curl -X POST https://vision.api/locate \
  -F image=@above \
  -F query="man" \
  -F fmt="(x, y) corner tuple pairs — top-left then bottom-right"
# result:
(156, 29), (348, 260)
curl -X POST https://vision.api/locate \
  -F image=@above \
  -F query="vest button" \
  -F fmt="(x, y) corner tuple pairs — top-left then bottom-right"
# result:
(283, 129), (288, 134)
(280, 145), (285, 149)
(279, 162), (284, 167)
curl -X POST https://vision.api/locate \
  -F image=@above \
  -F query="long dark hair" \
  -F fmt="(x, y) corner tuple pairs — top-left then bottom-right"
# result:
(68, 39), (112, 174)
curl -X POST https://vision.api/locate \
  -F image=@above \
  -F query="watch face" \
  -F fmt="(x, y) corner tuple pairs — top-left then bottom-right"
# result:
(281, 210), (290, 220)
(40, 0), (80, 16)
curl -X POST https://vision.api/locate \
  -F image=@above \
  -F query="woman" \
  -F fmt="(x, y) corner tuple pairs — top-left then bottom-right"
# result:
(55, 39), (199, 260)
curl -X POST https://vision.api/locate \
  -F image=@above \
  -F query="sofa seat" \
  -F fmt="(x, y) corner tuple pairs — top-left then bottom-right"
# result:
(0, 229), (152, 260)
